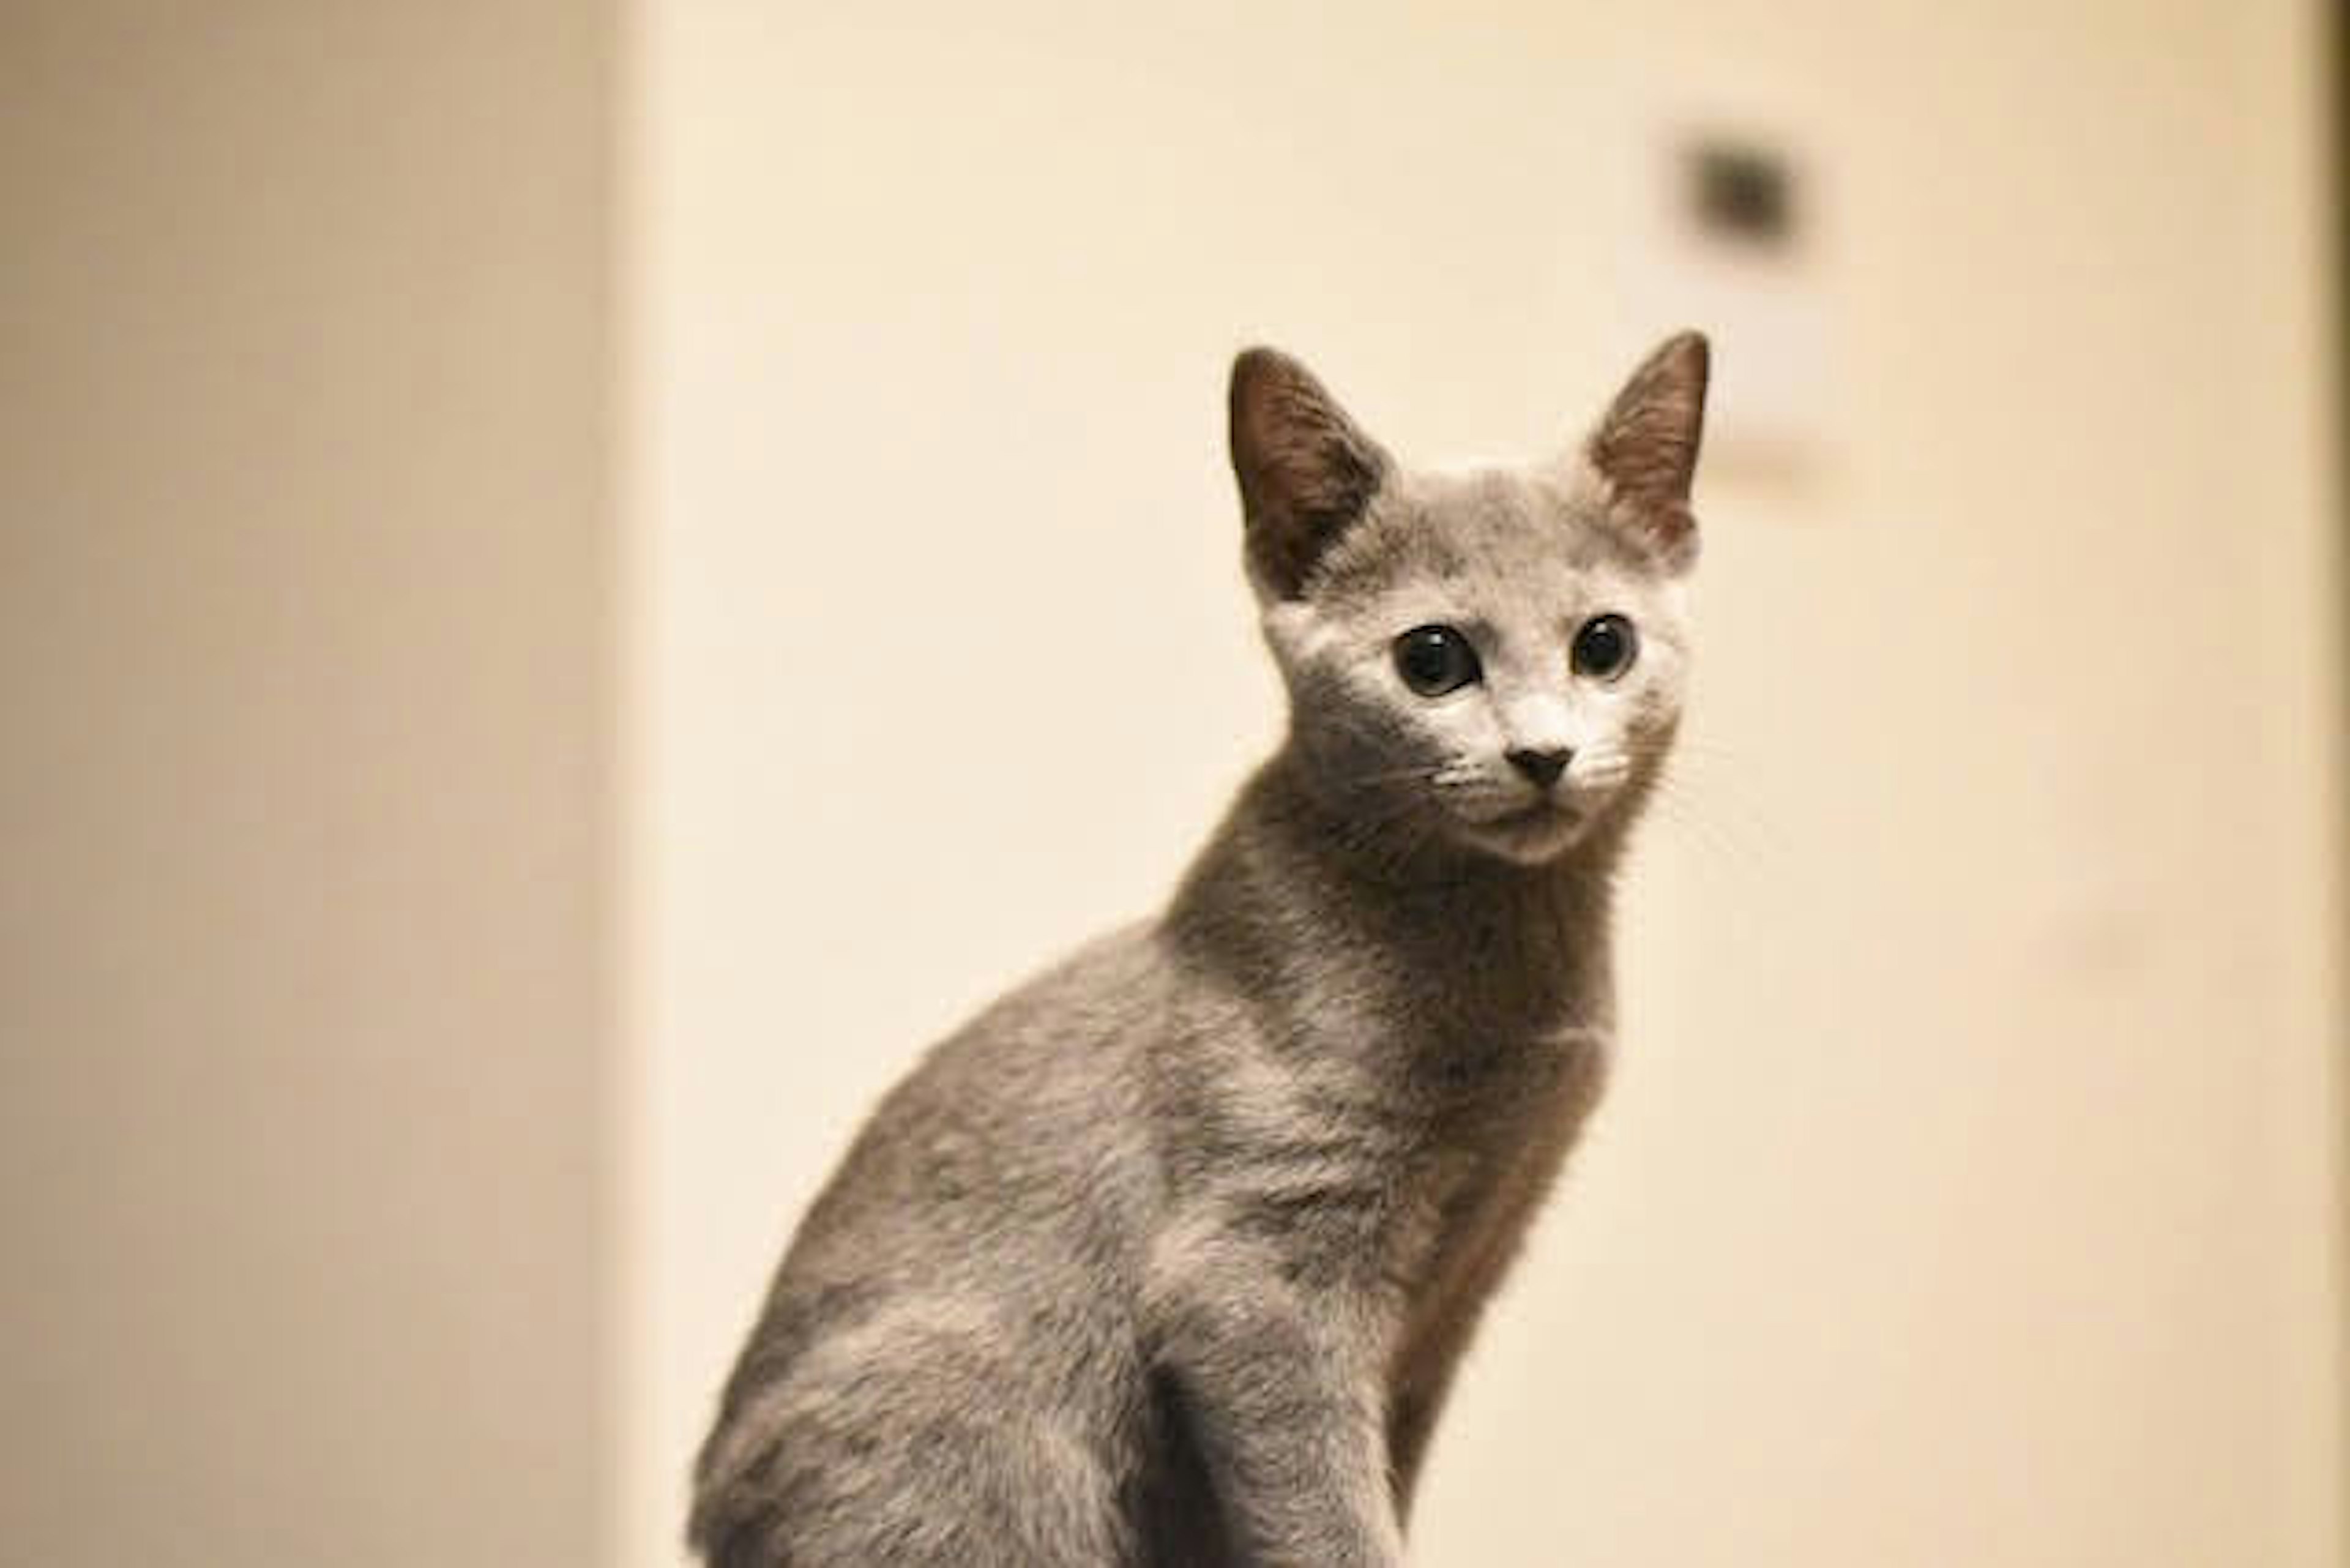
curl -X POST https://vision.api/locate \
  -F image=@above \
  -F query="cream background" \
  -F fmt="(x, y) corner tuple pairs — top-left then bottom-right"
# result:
(627, 3), (2343, 1567)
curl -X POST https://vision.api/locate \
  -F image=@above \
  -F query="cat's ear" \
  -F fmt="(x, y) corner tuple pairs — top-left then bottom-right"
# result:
(1229, 347), (1390, 600)
(1587, 331), (1709, 572)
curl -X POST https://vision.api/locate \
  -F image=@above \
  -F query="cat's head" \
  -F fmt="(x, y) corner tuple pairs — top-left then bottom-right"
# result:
(1229, 334), (1708, 867)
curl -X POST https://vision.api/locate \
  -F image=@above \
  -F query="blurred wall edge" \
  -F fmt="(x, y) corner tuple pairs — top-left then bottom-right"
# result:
(1, 6), (614, 1567)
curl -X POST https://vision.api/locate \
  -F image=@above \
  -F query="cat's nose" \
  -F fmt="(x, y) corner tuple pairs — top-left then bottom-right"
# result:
(1505, 747), (1572, 790)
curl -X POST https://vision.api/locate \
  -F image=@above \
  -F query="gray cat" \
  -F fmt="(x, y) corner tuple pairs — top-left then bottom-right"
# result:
(691, 332), (1711, 1567)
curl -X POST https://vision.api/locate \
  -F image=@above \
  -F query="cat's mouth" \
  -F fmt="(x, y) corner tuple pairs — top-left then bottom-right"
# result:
(1468, 796), (1575, 831)
(1450, 797), (1586, 864)
(1453, 794), (1585, 845)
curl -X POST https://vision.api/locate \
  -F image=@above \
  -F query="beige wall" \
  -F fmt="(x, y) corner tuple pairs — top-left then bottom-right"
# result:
(1, 6), (613, 1566)
(630, 2), (2341, 1566)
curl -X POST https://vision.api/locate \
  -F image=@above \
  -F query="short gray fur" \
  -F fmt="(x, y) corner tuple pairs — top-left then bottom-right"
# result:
(691, 333), (1712, 1567)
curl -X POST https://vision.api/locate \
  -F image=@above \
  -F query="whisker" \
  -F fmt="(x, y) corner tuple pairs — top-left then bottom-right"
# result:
(1633, 769), (1783, 908)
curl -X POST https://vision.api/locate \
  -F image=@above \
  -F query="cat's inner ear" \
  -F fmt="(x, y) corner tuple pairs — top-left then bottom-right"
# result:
(1228, 347), (1389, 599)
(1587, 330), (1710, 570)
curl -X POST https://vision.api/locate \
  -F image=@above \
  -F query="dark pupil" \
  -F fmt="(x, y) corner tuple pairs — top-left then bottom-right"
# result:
(1396, 627), (1474, 695)
(1574, 616), (1633, 676)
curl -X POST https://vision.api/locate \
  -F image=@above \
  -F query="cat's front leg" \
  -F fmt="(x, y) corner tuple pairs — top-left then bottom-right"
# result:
(1143, 1220), (1404, 1568)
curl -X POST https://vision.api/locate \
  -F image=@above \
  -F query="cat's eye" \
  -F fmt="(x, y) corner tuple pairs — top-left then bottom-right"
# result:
(1570, 614), (1638, 681)
(1393, 624), (1482, 697)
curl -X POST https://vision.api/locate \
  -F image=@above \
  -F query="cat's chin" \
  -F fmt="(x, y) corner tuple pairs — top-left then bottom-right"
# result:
(1450, 802), (1589, 867)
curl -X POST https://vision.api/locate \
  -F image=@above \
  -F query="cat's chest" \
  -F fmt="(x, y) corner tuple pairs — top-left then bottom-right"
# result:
(1392, 1023), (1607, 1215)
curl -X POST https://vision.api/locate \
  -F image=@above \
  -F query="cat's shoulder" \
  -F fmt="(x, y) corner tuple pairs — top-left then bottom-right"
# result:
(919, 917), (1182, 1069)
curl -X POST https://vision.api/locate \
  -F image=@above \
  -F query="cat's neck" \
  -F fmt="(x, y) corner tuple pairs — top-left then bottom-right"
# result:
(1160, 745), (1624, 1040)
